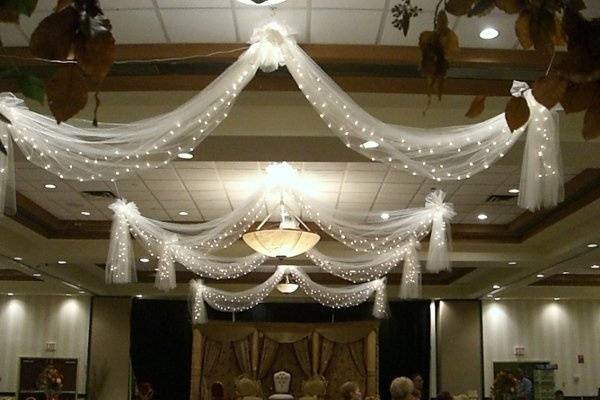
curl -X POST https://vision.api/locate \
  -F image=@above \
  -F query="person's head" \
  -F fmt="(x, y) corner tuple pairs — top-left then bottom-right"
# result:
(554, 390), (564, 400)
(340, 381), (362, 400)
(516, 369), (525, 380)
(436, 392), (453, 400)
(390, 377), (414, 400)
(411, 374), (424, 391)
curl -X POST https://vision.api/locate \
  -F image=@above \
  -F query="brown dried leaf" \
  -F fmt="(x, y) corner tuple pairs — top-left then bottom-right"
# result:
(436, 11), (449, 31)
(494, 0), (525, 14)
(45, 65), (88, 123)
(74, 29), (115, 86)
(582, 90), (600, 140)
(0, 7), (19, 23)
(55, 0), (73, 12)
(515, 10), (533, 49)
(465, 95), (487, 118)
(468, 0), (495, 16)
(530, 9), (557, 55)
(445, 0), (475, 16)
(532, 73), (568, 109)
(30, 6), (77, 60)
(560, 82), (596, 113)
(505, 96), (530, 132)
(440, 29), (460, 57)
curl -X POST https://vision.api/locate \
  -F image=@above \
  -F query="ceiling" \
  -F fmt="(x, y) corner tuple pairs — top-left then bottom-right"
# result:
(1, 1), (600, 305)
(0, 0), (597, 48)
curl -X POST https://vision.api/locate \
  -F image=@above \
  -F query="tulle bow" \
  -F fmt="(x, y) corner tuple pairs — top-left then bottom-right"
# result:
(247, 21), (293, 73)
(0, 92), (25, 111)
(510, 80), (530, 97)
(424, 190), (454, 272)
(425, 190), (456, 220)
(108, 199), (139, 217)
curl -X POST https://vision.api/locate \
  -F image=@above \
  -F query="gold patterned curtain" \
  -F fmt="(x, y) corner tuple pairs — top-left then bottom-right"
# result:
(203, 339), (223, 375)
(348, 340), (366, 377)
(292, 337), (312, 377)
(233, 338), (253, 375)
(318, 338), (335, 375)
(258, 336), (279, 379)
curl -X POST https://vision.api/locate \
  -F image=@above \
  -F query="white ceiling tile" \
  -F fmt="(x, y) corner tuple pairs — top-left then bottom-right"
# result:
(385, 171), (425, 184)
(15, 181), (36, 192)
(219, 169), (263, 181)
(311, 9), (382, 44)
(346, 162), (388, 171)
(220, 162), (260, 170)
(310, 192), (338, 202)
(163, 200), (197, 210)
(189, 191), (228, 201)
(302, 162), (347, 171)
(134, 199), (162, 210)
(115, 179), (147, 191)
(184, 180), (224, 191)
(454, 14), (518, 49)
(144, 180), (185, 191)
(308, 181), (341, 192)
(144, 209), (170, 220)
(156, 0), (229, 7)
(161, 9), (236, 43)
(341, 182), (380, 193)
(0, 23), (28, 46)
(152, 191), (191, 201)
(120, 191), (153, 201)
(104, 10), (167, 44)
(101, 0), (154, 9)
(312, 0), (385, 9)
(344, 170), (386, 182)
(224, 181), (263, 192)
(338, 191), (376, 203)
(236, 8), (307, 42)
(176, 168), (219, 180)
(302, 171), (344, 182)
(174, 161), (215, 169)
(67, 181), (110, 192)
(201, 208), (232, 219)
(380, 183), (420, 194)
(375, 193), (414, 204)
(16, 168), (61, 181)
(450, 194), (490, 205)
(138, 168), (179, 180)
(17, 12), (45, 36)
(454, 184), (497, 196)
(337, 202), (368, 212)
(371, 201), (410, 211)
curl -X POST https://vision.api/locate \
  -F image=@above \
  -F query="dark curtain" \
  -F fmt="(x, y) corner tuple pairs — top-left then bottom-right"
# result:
(130, 299), (193, 400)
(378, 301), (431, 400)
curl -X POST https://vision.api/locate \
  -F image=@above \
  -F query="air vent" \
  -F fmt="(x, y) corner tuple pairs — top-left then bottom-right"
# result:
(81, 190), (116, 199)
(486, 194), (517, 203)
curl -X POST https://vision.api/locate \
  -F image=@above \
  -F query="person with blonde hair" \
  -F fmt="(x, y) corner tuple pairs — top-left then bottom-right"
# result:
(340, 381), (362, 400)
(390, 377), (415, 400)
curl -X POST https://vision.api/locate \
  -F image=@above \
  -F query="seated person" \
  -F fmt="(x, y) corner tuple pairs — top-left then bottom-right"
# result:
(554, 390), (564, 400)
(411, 375), (424, 400)
(340, 381), (363, 400)
(390, 377), (414, 400)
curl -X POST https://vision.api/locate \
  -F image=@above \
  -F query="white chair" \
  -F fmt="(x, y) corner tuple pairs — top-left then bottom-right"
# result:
(268, 371), (294, 400)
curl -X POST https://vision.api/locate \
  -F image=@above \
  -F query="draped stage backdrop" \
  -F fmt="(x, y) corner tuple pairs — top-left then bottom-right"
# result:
(130, 301), (430, 400)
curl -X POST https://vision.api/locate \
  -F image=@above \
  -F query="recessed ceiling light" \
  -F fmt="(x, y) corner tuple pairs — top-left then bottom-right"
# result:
(65, 294), (72, 297)
(44, 184), (56, 189)
(536, 274), (545, 278)
(494, 297), (500, 301)
(13, 256), (22, 261)
(139, 258), (150, 263)
(236, 0), (288, 6)
(508, 261), (517, 265)
(381, 212), (390, 220)
(562, 271), (570, 275)
(477, 213), (488, 221)
(492, 284), (501, 289)
(80, 211), (91, 216)
(57, 260), (67, 265)
(361, 140), (379, 149)
(553, 297), (560, 301)
(508, 188), (520, 194)
(7, 292), (14, 296)
(591, 264), (600, 269)
(177, 152), (193, 160)
(479, 27), (499, 40)
(587, 243), (598, 248)
(178, 211), (189, 216)
(33, 273), (41, 277)
(135, 294), (143, 298)
(78, 291), (85, 294)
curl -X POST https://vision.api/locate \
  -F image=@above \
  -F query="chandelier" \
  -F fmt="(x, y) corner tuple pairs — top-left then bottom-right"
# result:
(243, 202), (320, 259)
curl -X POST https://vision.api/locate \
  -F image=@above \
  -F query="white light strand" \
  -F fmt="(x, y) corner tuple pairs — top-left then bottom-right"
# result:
(400, 241), (421, 299)
(189, 265), (388, 324)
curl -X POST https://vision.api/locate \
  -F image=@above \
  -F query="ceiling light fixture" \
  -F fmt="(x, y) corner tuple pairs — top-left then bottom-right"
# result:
(587, 243), (598, 248)
(508, 261), (517, 265)
(479, 27), (499, 40)
(553, 297), (560, 301)
(44, 184), (56, 189)
(494, 297), (500, 301)
(236, 0), (288, 6)
(360, 140), (380, 149)
(178, 211), (189, 216)
(243, 202), (320, 259)
(536, 274), (544, 278)
(33, 273), (41, 277)
(13, 256), (22, 261)
(177, 152), (193, 160)
(477, 214), (488, 221)
(7, 292), (14, 296)
(508, 188), (520, 194)
(140, 258), (150, 263)
(492, 284), (501, 289)
(562, 271), (570, 275)
(591, 264), (600, 269)
(135, 294), (143, 298)
(81, 211), (91, 216)
(276, 274), (299, 294)
(381, 212), (390, 220)
(57, 260), (67, 265)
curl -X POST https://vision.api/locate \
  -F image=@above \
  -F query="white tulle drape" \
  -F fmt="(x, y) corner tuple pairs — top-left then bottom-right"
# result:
(0, 22), (562, 216)
(190, 265), (387, 324)
(400, 241), (421, 299)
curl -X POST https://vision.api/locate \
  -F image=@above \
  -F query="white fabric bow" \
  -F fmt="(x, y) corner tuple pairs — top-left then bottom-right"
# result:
(108, 199), (139, 217)
(247, 21), (293, 73)
(510, 80), (531, 97)
(425, 190), (454, 272)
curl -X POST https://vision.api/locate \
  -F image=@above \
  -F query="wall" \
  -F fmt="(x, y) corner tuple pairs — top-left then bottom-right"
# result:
(0, 295), (91, 395)
(482, 300), (600, 397)
(88, 297), (131, 400)
(437, 300), (483, 398)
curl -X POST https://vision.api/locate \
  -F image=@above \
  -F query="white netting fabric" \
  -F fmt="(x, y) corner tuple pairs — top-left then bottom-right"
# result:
(190, 265), (387, 324)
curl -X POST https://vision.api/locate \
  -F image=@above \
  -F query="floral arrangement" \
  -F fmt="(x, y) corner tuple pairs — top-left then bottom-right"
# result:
(491, 370), (518, 399)
(37, 365), (64, 400)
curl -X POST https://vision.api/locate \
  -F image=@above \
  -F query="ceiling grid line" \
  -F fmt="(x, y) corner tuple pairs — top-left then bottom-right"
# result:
(151, 0), (171, 43)
(375, 0), (392, 45)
